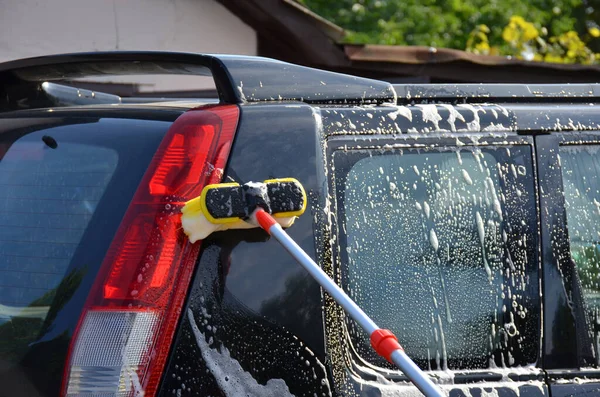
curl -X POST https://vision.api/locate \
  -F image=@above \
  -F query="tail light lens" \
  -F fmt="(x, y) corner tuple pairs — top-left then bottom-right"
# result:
(62, 105), (239, 396)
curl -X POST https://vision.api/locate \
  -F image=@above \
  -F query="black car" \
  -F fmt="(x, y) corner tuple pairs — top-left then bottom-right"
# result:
(1, 52), (600, 397)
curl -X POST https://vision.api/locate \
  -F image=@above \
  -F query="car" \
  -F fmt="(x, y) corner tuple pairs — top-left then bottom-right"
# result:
(1, 51), (600, 397)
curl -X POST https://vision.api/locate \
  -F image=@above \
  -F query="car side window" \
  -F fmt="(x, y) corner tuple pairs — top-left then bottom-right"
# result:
(333, 145), (540, 371)
(560, 144), (600, 364)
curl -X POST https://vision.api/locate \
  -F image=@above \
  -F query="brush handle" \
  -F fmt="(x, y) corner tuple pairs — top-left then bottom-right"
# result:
(255, 209), (445, 397)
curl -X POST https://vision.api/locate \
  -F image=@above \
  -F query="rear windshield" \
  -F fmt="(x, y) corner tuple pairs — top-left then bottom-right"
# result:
(333, 145), (540, 371)
(0, 116), (170, 375)
(0, 137), (117, 362)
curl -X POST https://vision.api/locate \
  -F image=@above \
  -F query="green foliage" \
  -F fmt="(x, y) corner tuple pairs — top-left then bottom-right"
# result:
(298, 0), (599, 63)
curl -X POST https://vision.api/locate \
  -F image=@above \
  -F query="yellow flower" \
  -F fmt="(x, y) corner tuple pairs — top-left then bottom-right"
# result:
(522, 23), (539, 41)
(476, 32), (488, 41)
(590, 27), (600, 38)
(502, 16), (539, 46)
(475, 41), (490, 54)
(510, 16), (526, 26)
(503, 25), (518, 43)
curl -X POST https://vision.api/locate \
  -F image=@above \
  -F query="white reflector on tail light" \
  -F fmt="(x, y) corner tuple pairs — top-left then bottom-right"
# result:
(62, 105), (239, 397)
(67, 311), (158, 396)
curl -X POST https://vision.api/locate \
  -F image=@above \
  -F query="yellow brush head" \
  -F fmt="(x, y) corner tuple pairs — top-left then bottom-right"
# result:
(180, 178), (306, 242)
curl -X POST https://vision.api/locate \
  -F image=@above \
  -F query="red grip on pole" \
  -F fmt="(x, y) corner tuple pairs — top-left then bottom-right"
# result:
(255, 209), (277, 233)
(370, 329), (403, 363)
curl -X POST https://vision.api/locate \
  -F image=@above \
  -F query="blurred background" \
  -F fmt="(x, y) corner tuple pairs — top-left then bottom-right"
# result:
(2, 0), (600, 96)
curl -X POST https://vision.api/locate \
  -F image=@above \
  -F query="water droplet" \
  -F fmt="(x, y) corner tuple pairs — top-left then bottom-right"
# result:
(505, 323), (517, 337)
(462, 169), (473, 185)
(430, 229), (439, 252)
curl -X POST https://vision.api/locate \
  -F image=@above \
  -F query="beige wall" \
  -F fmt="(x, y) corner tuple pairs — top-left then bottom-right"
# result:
(0, 0), (257, 91)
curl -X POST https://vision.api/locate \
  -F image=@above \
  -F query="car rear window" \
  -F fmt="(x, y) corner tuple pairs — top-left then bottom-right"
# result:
(0, 138), (117, 362)
(0, 116), (171, 376)
(333, 145), (540, 371)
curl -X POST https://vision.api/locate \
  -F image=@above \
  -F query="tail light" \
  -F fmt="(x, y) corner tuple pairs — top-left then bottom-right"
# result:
(62, 105), (239, 396)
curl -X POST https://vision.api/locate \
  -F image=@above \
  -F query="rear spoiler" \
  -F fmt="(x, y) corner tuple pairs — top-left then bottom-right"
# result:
(0, 51), (396, 111)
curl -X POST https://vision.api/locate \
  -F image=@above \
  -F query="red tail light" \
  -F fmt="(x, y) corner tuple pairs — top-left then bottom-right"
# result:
(62, 105), (239, 396)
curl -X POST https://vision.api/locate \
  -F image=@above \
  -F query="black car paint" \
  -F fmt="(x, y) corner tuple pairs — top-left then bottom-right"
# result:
(0, 108), (183, 397)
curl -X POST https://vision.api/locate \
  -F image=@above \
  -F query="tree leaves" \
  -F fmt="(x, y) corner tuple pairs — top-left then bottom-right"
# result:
(298, 0), (599, 64)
